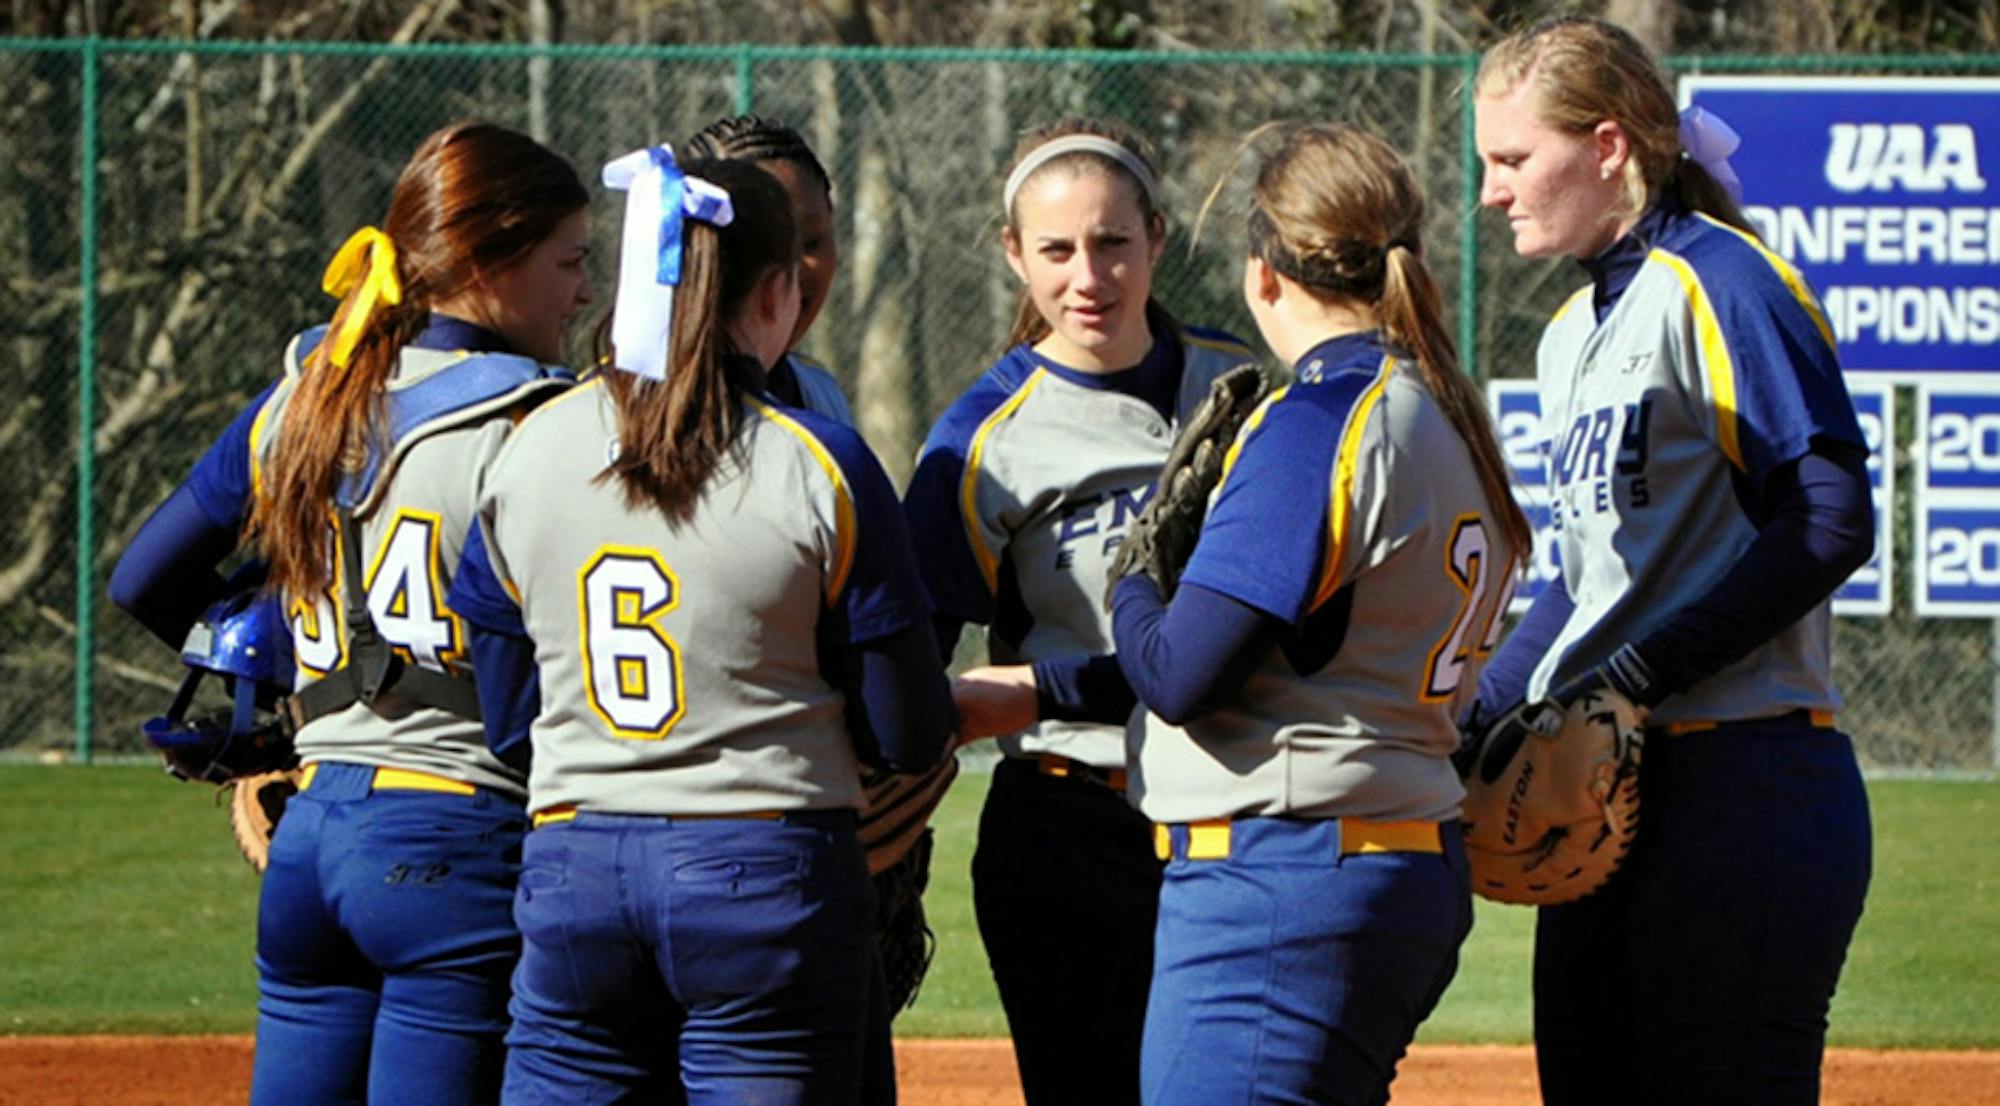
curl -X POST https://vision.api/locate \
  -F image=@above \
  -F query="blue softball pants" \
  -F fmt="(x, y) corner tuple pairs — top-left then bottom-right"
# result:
(1140, 817), (1472, 1106)
(251, 760), (528, 1106)
(1534, 715), (1873, 1106)
(500, 809), (880, 1106)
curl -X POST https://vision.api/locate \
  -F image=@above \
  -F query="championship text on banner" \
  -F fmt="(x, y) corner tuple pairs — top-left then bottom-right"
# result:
(1917, 382), (2000, 617)
(1678, 77), (2000, 376)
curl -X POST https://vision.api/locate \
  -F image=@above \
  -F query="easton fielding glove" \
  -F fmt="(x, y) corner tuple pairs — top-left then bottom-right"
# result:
(1104, 363), (1275, 611)
(1456, 647), (1653, 905)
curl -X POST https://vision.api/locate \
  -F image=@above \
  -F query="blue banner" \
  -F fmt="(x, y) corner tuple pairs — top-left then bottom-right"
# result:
(1834, 381), (1895, 615)
(1679, 77), (2000, 376)
(1917, 384), (2000, 615)
(1487, 380), (1560, 613)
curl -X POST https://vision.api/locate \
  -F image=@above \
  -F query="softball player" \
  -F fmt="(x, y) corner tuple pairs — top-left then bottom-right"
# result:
(683, 115), (854, 424)
(1472, 18), (1875, 1105)
(1108, 123), (1528, 1106)
(683, 111), (961, 1102)
(684, 106), (960, 911)
(108, 121), (593, 1105)
(902, 118), (1258, 1106)
(446, 152), (954, 1104)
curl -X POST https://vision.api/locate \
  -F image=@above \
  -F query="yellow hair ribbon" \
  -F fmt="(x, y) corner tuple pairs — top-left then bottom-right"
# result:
(319, 227), (404, 368)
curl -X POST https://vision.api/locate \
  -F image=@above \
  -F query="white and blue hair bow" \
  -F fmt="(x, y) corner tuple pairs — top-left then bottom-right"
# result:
(1677, 106), (1744, 208)
(602, 145), (736, 380)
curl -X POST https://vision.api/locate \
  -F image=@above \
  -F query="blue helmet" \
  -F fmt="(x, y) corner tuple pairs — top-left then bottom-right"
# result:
(142, 590), (299, 784)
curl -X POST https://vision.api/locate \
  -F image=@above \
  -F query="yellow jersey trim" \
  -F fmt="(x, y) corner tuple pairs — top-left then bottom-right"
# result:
(1311, 356), (1396, 611)
(749, 397), (857, 603)
(1654, 250), (1745, 472)
(1693, 213), (1838, 354)
(1549, 285), (1593, 325)
(1214, 385), (1290, 496)
(1182, 331), (1255, 357)
(246, 388), (282, 502)
(959, 369), (1047, 594)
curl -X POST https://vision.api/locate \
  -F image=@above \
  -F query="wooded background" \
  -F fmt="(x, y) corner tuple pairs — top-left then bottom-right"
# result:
(4, 1), (1997, 767)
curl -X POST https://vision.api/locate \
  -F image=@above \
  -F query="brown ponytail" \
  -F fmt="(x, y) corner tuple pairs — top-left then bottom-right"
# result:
(1248, 123), (1532, 567)
(249, 121), (588, 600)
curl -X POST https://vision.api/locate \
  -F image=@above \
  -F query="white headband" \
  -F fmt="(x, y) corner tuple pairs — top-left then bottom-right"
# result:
(1002, 135), (1158, 214)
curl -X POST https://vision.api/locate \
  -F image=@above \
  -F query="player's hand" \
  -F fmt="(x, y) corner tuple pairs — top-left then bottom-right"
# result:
(1454, 645), (1657, 783)
(950, 665), (1039, 744)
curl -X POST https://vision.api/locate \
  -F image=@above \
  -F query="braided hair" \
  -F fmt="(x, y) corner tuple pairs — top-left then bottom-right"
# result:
(683, 115), (832, 201)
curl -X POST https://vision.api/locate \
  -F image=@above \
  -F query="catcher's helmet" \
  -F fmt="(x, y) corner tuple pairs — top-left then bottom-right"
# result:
(142, 591), (299, 784)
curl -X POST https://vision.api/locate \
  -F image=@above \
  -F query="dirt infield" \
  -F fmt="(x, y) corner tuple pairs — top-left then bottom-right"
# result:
(1, 1036), (1997, 1104)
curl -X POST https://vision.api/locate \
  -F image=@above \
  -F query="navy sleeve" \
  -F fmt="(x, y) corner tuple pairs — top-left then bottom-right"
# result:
(1692, 241), (1864, 482)
(109, 385), (278, 648)
(1031, 653), (1136, 724)
(1630, 440), (1872, 705)
(820, 421), (930, 646)
(447, 522), (527, 637)
(903, 435), (998, 630)
(1111, 576), (1287, 725)
(1472, 575), (1575, 721)
(187, 382), (279, 530)
(1178, 384), (1356, 625)
(446, 523), (539, 762)
(816, 420), (953, 773)
(835, 622), (957, 773)
(466, 624), (538, 772)
(108, 483), (240, 647)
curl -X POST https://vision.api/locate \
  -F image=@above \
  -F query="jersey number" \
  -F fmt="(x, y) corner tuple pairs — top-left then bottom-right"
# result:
(290, 510), (463, 677)
(1422, 516), (1509, 701)
(578, 549), (687, 740)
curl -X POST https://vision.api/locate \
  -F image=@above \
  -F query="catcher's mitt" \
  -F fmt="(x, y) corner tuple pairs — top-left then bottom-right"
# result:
(1104, 363), (1274, 611)
(1457, 687), (1644, 906)
(857, 758), (957, 1016)
(873, 827), (938, 1016)
(228, 767), (304, 874)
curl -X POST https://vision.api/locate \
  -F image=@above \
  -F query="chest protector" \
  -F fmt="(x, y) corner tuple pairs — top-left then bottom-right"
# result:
(272, 326), (575, 732)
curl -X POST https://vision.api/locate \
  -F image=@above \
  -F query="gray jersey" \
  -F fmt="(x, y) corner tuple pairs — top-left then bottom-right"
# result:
(253, 334), (539, 799)
(906, 327), (1261, 769)
(1527, 207), (1858, 724)
(475, 378), (915, 815)
(1130, 335), (1517, 824)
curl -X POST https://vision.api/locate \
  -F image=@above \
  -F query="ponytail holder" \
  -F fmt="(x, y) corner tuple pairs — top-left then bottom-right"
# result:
(319, 227), (403, 369)
(1677, 106), (1745, 207)
(602, 144), (735, 381)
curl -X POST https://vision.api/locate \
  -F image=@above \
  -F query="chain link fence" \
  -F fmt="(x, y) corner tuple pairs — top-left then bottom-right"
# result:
(3, 39), (1996, 770)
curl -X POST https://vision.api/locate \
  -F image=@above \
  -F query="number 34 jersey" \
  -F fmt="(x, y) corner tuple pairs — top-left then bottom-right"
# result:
(1130, 331), (1517, 826)
(467, 378), (927, 817)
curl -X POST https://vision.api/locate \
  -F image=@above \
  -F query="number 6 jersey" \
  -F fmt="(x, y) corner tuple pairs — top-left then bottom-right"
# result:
(460, 376), (930, 817)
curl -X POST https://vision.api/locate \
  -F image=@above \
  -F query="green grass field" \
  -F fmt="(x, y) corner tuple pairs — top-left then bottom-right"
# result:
(2, 765), (1995, 1045)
